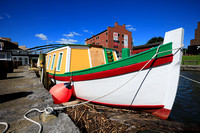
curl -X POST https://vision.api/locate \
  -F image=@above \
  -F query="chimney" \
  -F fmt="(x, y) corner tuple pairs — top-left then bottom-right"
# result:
(122, 24), (125, 27)
(115, 22), (118, 27)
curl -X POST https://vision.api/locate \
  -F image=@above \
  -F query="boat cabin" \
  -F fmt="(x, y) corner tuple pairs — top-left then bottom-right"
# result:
(46, 44), (118, 74)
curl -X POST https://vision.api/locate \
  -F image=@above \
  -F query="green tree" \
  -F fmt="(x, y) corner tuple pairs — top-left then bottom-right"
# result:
(147, 37), (163, 44)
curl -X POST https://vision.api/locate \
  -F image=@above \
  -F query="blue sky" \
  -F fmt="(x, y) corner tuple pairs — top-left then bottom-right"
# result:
(0, 0), (199, 49)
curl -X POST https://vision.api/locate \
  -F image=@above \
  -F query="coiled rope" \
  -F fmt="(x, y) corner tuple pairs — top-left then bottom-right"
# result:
(24, 44), (184, 133)
(0, 122), (9, 133)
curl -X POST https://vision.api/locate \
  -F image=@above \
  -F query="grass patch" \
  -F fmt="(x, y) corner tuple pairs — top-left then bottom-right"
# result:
(182, 55), (200, 65)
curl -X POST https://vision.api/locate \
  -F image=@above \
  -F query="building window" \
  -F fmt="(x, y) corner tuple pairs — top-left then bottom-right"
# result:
(122, 41), (124, 44)
(13, 57), (17, 61)
(118, 33), (120, 37)
(0, 53), (5, 59)
(56, 52), (63, 71)
(106, 40), (107, 43)
(50, 54), (56, 70)
(19, 57), (22, 61)
(106, 32), (107, 36)
(93, 38), (94, 41)
(25, 58), (28, 64)
(122, 34), (124, 38)
(7, 53), (11, 59)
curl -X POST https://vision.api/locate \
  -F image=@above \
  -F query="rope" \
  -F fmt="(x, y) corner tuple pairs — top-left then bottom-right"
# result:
(23, 107), (54, 133)
(24, 108), (44, 133)
(0, 122), (9, 133)
(180, 74), (200, 84)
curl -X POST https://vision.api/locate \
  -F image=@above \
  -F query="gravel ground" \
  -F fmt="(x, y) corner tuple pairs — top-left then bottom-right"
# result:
(0, 66), (79, 133)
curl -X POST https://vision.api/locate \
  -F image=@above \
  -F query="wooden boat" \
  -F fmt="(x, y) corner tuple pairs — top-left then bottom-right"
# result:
(46, 28), (184, 119)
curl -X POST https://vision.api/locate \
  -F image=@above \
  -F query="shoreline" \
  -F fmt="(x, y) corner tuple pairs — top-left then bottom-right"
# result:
(181, 65), (200, 71)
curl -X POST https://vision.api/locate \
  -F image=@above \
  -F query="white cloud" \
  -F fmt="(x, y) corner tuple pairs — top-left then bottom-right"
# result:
(72, 32), (81, 36)
(4, 13), (11, 19)
(83, 29), (92, 34)
(125, 24), (132, 28)
(125, 24), (136, 32)
(83, 30), (89, 33)
(63, 33), (74, 37)
(63, 32), (81, 37)
(56, 38), (78, 44)
(35, 33), (48, 40)
(127, 27), (136, 31)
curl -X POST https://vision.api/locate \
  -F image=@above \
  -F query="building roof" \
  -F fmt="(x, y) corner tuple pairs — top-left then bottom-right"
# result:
(85, 29), (107, 41)
(133, 42), (163, 50)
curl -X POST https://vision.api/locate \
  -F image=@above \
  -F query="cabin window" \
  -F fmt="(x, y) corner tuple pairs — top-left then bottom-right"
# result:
(47, 55), (51, 69)
(56, 52), (63, 71)
(50, 54), (56, 70)
(46, 56), (48, 67)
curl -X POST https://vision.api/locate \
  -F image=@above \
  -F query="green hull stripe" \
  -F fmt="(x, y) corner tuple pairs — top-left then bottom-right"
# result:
(49, 42), (172, 77)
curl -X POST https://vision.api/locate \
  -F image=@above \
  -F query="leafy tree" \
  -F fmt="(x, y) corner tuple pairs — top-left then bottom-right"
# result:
(147, 37), (163, 44)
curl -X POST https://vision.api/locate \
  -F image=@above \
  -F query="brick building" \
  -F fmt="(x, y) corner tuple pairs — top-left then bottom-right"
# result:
(188, 22), (200, 55)
(190, 22), (200, 46)
(85, 22), (133, 56)
(131, 42), (162, 55)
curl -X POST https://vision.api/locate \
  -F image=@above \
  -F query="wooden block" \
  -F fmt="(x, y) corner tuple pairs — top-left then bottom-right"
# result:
(40, 112), (57, 123)
(62, 100), (80, 106)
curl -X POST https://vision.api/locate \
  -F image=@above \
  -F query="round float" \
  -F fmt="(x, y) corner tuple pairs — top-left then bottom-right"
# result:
(49, 82), (72, 104)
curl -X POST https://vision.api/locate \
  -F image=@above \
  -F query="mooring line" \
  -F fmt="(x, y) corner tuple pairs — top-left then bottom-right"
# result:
(180, 74), (200, 84)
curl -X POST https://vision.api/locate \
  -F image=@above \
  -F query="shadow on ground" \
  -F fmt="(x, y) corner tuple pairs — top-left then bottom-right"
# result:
(0, 91), (33, 103)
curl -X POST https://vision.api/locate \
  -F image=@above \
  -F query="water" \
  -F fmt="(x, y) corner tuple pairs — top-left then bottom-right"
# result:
(169, 71), (200, 124)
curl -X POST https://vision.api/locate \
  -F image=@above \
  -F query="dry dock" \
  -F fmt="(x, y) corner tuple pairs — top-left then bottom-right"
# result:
(0, 66), (200, 132)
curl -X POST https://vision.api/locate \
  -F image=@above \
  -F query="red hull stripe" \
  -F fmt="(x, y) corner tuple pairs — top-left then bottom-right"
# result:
(49, 54), (173, 81)
(77, 97), (164, 109)
(77, 97), (170, 119)
(152, 108), (171, 119)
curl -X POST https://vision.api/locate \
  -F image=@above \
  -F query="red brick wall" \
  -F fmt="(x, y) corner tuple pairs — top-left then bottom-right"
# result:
(85, 22), (133, 55)
(107, 24), (132, 54)
(85, 31), (108, 47)
(190, 22), (200, 46)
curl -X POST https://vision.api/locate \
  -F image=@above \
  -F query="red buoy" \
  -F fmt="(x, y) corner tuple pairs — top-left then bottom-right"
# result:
(49, 82), (72, 104)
